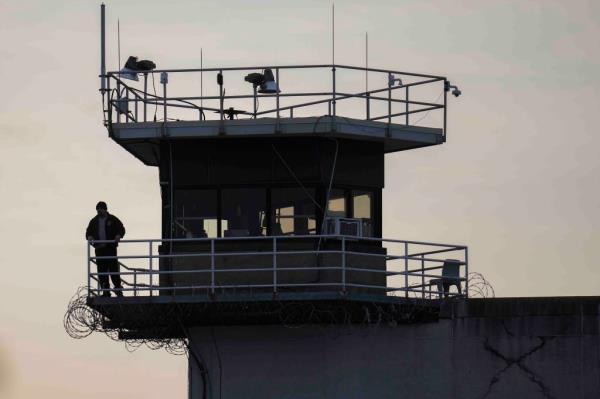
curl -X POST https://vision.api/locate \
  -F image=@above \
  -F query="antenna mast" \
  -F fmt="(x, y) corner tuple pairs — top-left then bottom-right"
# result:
(332, 3), (335, 65)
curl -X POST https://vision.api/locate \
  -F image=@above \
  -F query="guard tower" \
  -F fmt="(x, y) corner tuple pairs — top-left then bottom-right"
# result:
(87, 2), (467, 389)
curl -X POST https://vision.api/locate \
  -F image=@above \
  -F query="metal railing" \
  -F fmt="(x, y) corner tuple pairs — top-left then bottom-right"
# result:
(86, 235), (468, 300)
(100, 64), (448, 135)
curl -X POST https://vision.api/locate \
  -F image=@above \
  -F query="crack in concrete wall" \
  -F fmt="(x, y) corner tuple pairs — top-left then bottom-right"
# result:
(480, 336), (556, 399)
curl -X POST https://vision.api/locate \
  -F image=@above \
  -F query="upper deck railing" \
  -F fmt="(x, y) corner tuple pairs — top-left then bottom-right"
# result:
(86, 234), (468, 301)
(101, 64), (451, 136)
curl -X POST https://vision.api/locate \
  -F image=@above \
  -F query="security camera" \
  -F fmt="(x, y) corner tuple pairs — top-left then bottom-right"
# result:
(445, 81), (462, 98)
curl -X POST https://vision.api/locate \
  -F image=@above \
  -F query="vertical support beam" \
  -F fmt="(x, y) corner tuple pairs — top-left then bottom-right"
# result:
(341, 236), (346, 294)
(211, 239), (215, 297)
(273, 237), (277, 294)
(443, 80), (448, 139)
(421, 254), (425, 299)
(275, 68), (280, 130)
(465, 246), (469, 298)
(116, 81), (121, 123)
(87, 240), (91, 295)
(331, 67), (337, 122)
(388, 77), (392, 125)
(162, 73), (168, 125)
(404, 242), (409, 298)
(143, 73), (148, 122)
(149, 241), (153, 296)
(405, 86), (409, 126)
(253, 85), (257, 119)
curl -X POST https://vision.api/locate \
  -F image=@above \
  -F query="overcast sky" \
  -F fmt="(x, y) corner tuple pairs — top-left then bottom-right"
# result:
(1, 0), (599, 398)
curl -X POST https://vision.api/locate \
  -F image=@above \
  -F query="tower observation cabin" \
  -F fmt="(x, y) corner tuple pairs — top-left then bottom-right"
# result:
(88, 5), (468, 334)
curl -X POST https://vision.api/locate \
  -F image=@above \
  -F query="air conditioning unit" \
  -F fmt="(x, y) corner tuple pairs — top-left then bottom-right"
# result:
(324, 217), (363, 237)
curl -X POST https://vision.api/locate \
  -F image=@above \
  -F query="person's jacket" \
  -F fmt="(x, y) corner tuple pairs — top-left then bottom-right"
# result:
(85, 214), (126, 248)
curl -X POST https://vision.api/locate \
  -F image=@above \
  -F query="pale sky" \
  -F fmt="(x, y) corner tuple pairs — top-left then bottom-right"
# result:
(1, 0), (599, 398)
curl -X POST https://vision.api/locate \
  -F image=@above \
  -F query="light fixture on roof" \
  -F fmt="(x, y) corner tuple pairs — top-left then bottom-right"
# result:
(244, 68), (280, 93)
(119, 56), (157, 81)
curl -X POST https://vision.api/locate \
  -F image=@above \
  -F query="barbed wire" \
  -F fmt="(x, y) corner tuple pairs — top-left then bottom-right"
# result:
(467, 272), (496, 298)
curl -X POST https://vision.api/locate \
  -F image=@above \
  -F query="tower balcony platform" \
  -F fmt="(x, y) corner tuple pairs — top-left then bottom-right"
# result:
(85, 235), (468, 337)
(101, 63), (452, 165)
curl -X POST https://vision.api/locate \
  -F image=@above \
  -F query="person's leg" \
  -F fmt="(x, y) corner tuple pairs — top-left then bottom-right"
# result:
(107, 247), (123, 297)
(95, 248), (111, 297)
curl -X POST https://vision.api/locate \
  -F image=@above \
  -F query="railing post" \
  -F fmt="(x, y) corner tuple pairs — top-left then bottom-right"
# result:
(161, 72), (168, 124)
(116, 81), (121, 123)
(331, 66), (337, 118)
(388, 79), (392, 125)
(275, 68), (280, 129)
(421, 254), (425, 299)
(149, 241), (153, 296)
(404, 242), (409, 298)
(273, 237), (277, 294)
(366, 92), (370, 120)
(211, 239), (215, 297)
(133, 89), (138, 121)
(405, 86), (409, 126)
(87, 240), (91, 296)
(143, 73), (148, 122)
(134, 271), (137, 297)
(341, 236), (346, 295)
(465, 246), (469, 298)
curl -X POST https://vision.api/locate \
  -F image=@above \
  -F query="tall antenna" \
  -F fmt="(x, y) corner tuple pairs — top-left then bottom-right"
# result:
(117, 19), (121, 70)
(332, 3), (335, 65)
(365, 32), (368, 93)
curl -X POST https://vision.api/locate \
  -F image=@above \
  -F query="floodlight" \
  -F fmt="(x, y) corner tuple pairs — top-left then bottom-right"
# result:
(258, 68), (280, 94)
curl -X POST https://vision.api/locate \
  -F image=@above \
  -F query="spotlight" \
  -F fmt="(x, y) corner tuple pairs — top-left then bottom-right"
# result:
(119, 56), (157, 81)
(259, 68), (279, 93)
(244, 68), (280, 93)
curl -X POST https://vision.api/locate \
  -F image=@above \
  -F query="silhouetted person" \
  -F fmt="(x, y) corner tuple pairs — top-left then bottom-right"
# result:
(86, 201), (126, 297)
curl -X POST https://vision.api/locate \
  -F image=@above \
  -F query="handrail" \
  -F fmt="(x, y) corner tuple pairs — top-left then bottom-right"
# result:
(102, 63), (449, 136)
(86, 234), (468, 300)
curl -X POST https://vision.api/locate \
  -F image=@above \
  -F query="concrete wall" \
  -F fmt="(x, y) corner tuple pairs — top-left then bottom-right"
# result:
(187, 298), (600, 399)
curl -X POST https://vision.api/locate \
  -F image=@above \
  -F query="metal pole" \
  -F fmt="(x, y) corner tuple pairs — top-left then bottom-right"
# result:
(162, 78), (167, 123)
(388, 76), (392, 125)
(143, 73), (148, 122)
(443, 81), (448, 138)
(332, 67), (337, 119)
(100, 4), (106, 92)
(273, 237), (277, 294)
(421, 254), (425, 299)
(405, 86), (409, 126)
(149, 241), (153, 296)
(211, 239), (215, 296)
(219, 70), (224, 121)
(465, 247), (469, 298)
(134, 271), (137, 297)
(404, 242), (409, 298)
(116, 81), (121, 123)
(87, 241), (91, 295)
(253, 85), (257, 119)
(366, 93), (370, 119)
(275, 68), (280, 129)
(342, 236), (346, 294)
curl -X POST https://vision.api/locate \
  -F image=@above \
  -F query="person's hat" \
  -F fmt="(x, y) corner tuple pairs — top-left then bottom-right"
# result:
(96, 201), (108, 210)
